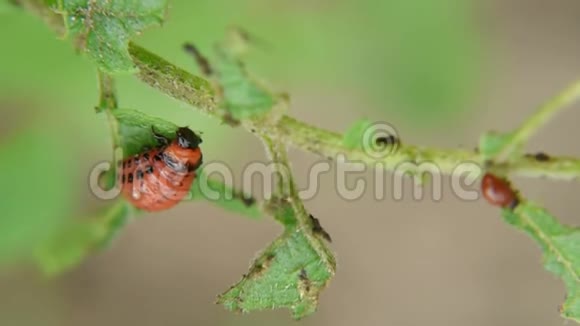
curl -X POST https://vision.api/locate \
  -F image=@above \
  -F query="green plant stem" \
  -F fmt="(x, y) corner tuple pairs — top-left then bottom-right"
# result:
(496, 80), (580, 161)
(126, 44), (580, 180)
(258, 133), (334, 269)
(97, 70), (118, 110)
(128, 43), (218, 116)
(260, 133), (305, 216)
(273, 116), (580, 180)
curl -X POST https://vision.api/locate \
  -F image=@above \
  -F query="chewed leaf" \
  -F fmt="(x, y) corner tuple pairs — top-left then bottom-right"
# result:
(342, 118), (372, 150)
(217, 228), (335, 319)
(214, 50), (276, 121)
(57, 0), (168, 73)
(502, 202), (580, 322)
(35, 201), (131, 276)
(189, 170), (262, 219)
(111, 108), (178, 157)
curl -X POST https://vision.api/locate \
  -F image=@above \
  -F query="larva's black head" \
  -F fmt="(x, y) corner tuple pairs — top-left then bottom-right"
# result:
(176, 127), (202, 149)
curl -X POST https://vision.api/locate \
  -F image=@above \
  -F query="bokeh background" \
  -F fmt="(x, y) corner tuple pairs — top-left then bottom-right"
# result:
(1, 0), (580, 325)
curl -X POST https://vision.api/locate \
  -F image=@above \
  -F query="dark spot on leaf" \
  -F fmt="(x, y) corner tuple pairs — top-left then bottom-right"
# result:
(309, 214), (332, 242)
(250, 253), (274, 277)
(483, 159), (493, 169)
(241, 196), (255, 207)
(299, 269), (308, 281)
(222, 113), (240, 126)
(298, 269), (311, 293)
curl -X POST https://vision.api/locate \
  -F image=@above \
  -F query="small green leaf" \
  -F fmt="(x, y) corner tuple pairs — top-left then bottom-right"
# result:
(189, 170), (262, 219)
(218, 227), (335, 319)
(111, 108), (178, 157)
(34, 201), (131, 275)
(342, 118), (372, 150)
(215, 50), (276, 121)
(503, 203), (580, 322)
(478, 131), (515, 160)
(58, 0), (168, 73)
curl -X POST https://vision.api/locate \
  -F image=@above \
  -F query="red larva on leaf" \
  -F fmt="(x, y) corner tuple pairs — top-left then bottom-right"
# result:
(118, 127), (203, 212)
(481, 172), (518, 209)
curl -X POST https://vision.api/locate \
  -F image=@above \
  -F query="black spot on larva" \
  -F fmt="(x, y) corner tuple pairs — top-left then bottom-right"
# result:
(126, 160), (132, 168)
(134, 155), (140, 164)
(136, 170), (144, 180)
(188, 154), (203, 172)
(121, 174), (125, 184)
(154, 154), (162, 162)
(143, 153), (150, 160)
(145, 166), (154, 174)
(127, 173), (133, 183)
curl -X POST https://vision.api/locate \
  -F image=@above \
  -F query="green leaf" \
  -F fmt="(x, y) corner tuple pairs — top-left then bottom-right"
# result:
(478, 131), (515, 160)
(214, 49), (277, 121)
(503, 203), (580, 322)
(34, 201), (131, 275)
(57, 0), (168, 73)
(189, 170), (262, 219)
(342, 118), (372, 150)
(217, 227), (335, 319)
(0, 131), (72, 264)
(111, 108), (178, 157)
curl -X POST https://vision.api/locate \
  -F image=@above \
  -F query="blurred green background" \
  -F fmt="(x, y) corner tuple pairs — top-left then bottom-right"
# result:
(1, 0), (580, 325)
